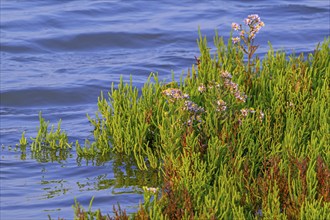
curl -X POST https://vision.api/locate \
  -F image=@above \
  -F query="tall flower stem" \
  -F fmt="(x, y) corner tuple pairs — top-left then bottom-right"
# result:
(231, 14), (264, 89)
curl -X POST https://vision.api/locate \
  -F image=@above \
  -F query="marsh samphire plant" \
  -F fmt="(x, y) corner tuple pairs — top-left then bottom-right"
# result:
(18, 112), (73, 162)
(19, 15), (329, 219)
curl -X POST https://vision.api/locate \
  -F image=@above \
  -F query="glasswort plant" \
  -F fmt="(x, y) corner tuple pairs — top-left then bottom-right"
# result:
(17, 15), (330, 219)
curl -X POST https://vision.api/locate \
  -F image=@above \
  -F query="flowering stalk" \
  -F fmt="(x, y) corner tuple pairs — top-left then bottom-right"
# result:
(232, 14), (265, 87)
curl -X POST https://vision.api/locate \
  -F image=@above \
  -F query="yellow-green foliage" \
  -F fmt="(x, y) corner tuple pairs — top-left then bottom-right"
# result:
(78, 31), (329, 219)
(19, 112), (73, 163)
(29, 112), (72, 151)
(19, 26), (329, 218)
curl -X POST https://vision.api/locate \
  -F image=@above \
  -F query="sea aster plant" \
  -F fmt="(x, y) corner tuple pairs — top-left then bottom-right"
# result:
(231, 14), (265, 87)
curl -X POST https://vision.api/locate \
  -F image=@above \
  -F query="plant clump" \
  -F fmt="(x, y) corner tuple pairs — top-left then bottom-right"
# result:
(19, 14), (329, 219)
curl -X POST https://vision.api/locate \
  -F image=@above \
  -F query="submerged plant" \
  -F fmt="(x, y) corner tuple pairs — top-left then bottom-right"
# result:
(17, 112), (73, 162)
(19, 131), (28, 146)
(29, 112), (72, 152)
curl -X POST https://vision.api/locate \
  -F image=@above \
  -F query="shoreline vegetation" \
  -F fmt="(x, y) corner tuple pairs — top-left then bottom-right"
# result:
(17, 15), (329, 219)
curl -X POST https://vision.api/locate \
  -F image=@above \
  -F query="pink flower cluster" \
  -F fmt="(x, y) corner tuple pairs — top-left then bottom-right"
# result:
(162, 88), (190, 100)
(231, 14), (265, 44)
(162, 88), (205, 115)
(221, 71), (233, 79)
(198, 81), (221, 93)
(184, 100), (205, 113)
(221, 71), (247, 103)
(216, 99), (227, 112)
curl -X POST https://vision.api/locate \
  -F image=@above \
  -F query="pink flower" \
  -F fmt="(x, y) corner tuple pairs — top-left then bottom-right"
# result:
(250, 31), (257, 39)
(232, 37), (240, 44)
(248, 14), (260, 23)
(244, 18), (251, 25)
(198, 84), (206, 93)
(231, 23), (240, 31)
(216, 99), (227, 112)
(240, 109), (249, 117)
(221, 71), (233, 79)
(162, 88), (189, 100)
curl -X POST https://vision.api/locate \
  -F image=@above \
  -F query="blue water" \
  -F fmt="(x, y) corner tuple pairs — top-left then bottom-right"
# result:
(1, 0), (329, 219)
